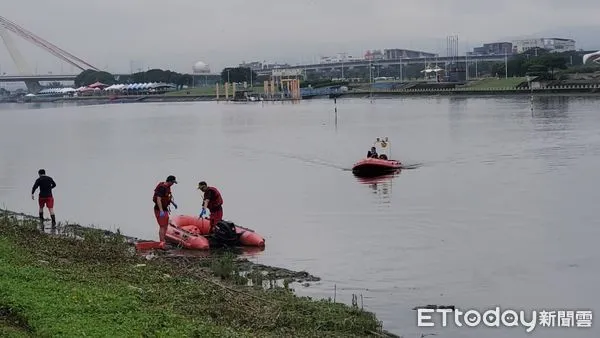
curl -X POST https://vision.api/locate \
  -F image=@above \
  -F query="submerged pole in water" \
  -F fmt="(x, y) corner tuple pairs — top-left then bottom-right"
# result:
(530, 95), (534, 115)
(334, 97), (338, 127)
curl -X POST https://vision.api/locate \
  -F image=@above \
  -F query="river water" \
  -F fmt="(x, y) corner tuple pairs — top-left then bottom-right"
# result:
(1, 97), (599, 337)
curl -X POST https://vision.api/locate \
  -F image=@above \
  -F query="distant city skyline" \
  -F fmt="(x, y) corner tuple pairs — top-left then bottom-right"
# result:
(0, 31), (595, 78)
(1, 0), (600, 75)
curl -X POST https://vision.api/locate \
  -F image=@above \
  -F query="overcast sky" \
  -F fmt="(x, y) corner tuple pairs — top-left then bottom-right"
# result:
(1, 0), (599, 75)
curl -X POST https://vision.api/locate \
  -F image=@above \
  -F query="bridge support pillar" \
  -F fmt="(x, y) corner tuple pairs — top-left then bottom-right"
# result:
(263, 80), (269, 99)
(25, 80), (42, 94)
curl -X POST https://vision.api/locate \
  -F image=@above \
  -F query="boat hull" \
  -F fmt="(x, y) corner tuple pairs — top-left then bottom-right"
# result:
(352, 158), (402, 177)
(354, 169), (401, 184)
(164, 214), (265, 250)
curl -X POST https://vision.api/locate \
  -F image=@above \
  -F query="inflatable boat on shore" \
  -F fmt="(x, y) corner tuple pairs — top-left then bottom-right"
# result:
(135, 214), (265, 251)
(352, 137), (402, 177)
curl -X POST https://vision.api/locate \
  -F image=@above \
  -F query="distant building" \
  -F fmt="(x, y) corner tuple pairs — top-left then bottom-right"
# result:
(192, 60), (221, 87)
(364, 50), (384, 61)
(193, 61), (211, 74)
(468, 42), (513, 56)
(238, 61), (291, 70)
(512, 38), (576, 53)
(383, 48), (437, 59)
(238, 61), (264, 71)
(319, 53), (357, 64)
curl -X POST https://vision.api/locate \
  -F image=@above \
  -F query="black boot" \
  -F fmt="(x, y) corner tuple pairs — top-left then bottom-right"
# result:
(50, 214), (56, 227)
(39, 212), (44, 230)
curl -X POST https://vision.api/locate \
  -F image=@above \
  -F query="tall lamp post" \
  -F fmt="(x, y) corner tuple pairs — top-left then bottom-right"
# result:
(504, 48), (508, 79)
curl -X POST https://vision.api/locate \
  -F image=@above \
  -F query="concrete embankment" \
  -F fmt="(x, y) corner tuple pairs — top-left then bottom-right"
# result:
(337, 86), (600, 98)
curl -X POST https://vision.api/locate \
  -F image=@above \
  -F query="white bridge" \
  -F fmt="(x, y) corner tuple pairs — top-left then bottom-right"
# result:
(0, 15), (98, 93)
(583, 50), (600, 64)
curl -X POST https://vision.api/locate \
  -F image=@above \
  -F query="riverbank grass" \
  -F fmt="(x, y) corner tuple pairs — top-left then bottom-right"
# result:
(466, 77), (528, 89)
(0, 213), (385, 337)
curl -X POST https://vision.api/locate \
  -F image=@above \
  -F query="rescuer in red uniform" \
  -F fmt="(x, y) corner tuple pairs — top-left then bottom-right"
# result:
(31, 169), (57, 228)
(153, 175), (178, 243)
(197, 181), (223, 231)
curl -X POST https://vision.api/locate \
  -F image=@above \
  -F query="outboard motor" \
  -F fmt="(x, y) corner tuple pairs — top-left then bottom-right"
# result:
(212, 220), (239, 246)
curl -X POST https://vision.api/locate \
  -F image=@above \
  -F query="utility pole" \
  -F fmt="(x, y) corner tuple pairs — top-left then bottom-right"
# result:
(369, 59), (373, 102)
(504, 48), (508, 79)
(340, 52), (347, 79)
(399, 59), (403, 81)
(465, 53), (469, 81)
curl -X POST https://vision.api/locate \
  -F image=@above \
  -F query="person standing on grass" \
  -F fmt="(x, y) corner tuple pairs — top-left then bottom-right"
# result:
(31, 169), (57, 227)
(153, 175), (178, 243)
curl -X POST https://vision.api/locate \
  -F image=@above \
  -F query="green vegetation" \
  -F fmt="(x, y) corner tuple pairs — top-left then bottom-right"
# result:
(164, 86), (219, 96)
(74, 70), (117, 87)
(164, 86), (264, 96)
(0, 212), (388, 337)
(489, 49), (572, 80)
(557, 64), (600, 75)
(220, 67), (258, 84)
(466, 77), (528, 89)
(74, 69), (193, 89)
(127, 69), (193, 88)
(300, 79), (349, 88)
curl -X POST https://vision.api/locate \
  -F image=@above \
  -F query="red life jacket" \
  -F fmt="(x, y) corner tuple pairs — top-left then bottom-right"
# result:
(153, 182), (172, 209)
(205, 186), (223, 211)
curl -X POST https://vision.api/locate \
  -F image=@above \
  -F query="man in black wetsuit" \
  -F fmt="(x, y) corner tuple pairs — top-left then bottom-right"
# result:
(367, 146), (378, 158)
(31, 169), (57, 227)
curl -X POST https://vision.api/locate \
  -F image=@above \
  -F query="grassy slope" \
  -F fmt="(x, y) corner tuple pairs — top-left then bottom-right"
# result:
(0, 215), (384, 337)
(466, 77), (528, 89)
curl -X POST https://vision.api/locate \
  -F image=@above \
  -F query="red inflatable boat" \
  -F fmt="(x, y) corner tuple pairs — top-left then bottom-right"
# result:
(352, 137), (402, 177)
(354, 169), (401, 184)
(164, 214), (265, 250)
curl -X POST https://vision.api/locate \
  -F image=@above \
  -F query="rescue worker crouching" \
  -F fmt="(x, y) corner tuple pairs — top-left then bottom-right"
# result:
(197, 181), (223, 232)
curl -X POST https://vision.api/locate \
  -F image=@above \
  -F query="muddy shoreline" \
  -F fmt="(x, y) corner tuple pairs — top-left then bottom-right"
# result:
(1, 209), (322, 285)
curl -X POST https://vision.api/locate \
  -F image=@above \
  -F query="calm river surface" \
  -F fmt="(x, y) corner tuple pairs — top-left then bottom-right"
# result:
(1, 97), (599, 337)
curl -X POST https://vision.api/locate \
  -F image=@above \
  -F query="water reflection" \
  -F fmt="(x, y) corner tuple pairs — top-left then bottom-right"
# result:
(532, 96), (570, 119)
(353, 170), (400, 203)
(166, 245), (265, 259)
(448, 96), (468, 112)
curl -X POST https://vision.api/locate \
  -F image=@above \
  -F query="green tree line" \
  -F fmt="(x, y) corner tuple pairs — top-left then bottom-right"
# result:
(75, 69), (193, 88)
(220, 67), (258, 84)
(488, 49), (592, 79)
